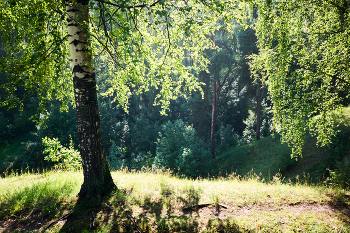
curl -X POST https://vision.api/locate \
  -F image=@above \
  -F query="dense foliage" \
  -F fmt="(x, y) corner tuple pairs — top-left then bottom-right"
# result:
(247, 0), (350, 156)
(154, 120), (211, 177)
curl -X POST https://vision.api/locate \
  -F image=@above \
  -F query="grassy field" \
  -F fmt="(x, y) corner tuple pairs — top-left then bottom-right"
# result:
(1, 169), (349, 232)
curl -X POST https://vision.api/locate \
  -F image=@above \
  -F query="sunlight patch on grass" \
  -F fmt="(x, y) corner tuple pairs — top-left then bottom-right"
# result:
(234, 209), (349, 232)
(0, 170), (82, 219)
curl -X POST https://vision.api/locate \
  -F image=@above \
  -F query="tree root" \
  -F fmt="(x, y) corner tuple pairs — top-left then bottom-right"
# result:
(182, 203), (229, 212)
(89, 210), (101, 230)
(45, 210), (73, 230)
(103, 203), (144, 233)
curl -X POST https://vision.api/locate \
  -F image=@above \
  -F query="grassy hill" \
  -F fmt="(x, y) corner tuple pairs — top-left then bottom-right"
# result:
(0, 169), (350, 232)
(216, 107), (350, 184)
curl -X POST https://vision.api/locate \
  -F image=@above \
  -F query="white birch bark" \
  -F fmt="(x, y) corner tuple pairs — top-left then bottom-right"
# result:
(65, 0), (116, 200)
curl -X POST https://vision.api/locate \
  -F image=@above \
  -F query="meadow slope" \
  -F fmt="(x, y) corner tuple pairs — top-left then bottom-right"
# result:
(0, 170), (349, 232)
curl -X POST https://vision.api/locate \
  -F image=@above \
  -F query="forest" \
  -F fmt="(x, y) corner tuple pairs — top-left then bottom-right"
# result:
(1, 0), (350, 232)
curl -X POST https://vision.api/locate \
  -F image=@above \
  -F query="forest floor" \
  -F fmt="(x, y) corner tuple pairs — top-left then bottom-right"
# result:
(1, 170), (350, 232)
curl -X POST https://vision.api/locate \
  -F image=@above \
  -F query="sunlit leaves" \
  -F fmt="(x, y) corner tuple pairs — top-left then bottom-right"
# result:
(89, 0), (225, 114)
(0, 0), (72, 112)
(0, 0), (238, 115)
(247, 0), (350, 157)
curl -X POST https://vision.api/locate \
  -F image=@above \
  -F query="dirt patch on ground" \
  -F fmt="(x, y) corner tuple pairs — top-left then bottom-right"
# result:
(0, 217), (53, 232)
(185, 202), (350, 219)
(179, 202), (350, 231)
(0, 211), (72, 233)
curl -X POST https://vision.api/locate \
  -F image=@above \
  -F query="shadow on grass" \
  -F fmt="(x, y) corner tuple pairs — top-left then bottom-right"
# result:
(2, 171), (350, 233)
(71, 183), (241, 233)
(327, 190), (350, 227)
(55, 182), (243, 233)
(0, 179), (240, 232)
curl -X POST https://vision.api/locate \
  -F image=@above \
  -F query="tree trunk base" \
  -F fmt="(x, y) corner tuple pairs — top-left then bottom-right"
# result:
(78, 178), (117, 204)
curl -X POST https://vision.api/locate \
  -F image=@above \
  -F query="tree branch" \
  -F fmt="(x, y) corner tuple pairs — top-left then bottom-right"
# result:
(90, 26), (124, 69)
(34, 35), (69, 68)
(298, 64), (350, 86)
(45, 210), (73, 230)
(94, 0), (162, 9)
(5, 35), (69, 75)
(159, 4), (172, 68)
(182, 203), (229, 212)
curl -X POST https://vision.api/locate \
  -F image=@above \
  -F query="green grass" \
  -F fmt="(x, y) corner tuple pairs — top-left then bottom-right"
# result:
(1, 169), (349, 232)
(2, 108), (350, 231)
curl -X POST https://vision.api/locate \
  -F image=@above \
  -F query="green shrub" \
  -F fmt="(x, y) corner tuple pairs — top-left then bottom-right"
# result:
(131, 151), (154, 169)
(0, 112), (9, 142)
(107, 141), (128, 170)
(326, 158), (350, 189)
(154, 120), (211, 177)
(107, 143), (155, 170)
(42, 137), (81, 170)
(105, 114), (160, 170)
(240, 110), (256, 145)
(36, 104), (78, 147)
(20, 141), (45, 169)
(129, 116), (160, 156)
(215, 124), (239, 155)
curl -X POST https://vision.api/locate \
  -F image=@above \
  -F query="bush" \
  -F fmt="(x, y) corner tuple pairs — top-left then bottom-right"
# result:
(107, 141), (128, 170)
(239, 100), (272, 146)
(0, 112), (9, 142)
(20, 141), (45, 169)
(129, 115), (160, 156)
(107, 142), (155, 170)
(240, 110), (257, 145)
(36, 104), (78, 147)
(154, 120), (211, 177)
(326, 158), (350, 189)
(42, 137), (81, 170)
(215, 124), (239, 155)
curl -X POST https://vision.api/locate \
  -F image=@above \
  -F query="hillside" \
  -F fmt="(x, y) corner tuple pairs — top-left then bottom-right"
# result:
(216, 107), (350, 184)
(0, 170), (350, 232)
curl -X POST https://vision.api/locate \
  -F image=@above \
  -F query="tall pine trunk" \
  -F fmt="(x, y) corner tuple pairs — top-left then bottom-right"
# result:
(256, 76), (262, 141)
(210, 80), (217, 158)
(66, 0), (116, 201)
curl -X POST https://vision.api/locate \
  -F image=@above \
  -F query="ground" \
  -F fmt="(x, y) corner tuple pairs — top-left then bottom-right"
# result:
(1, 201), (349, 232)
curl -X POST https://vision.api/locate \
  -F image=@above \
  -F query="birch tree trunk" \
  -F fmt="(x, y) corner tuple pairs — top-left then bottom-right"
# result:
(65, 0), (116, 201)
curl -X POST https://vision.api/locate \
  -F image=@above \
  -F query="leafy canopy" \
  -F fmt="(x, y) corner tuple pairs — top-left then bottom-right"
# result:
(0, 0), (236, 114)
(0, 0), (72, 111)
(245, 0), (350, 157)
